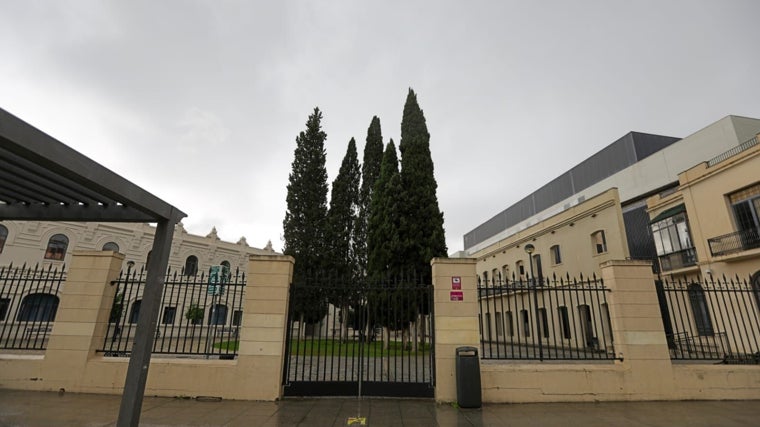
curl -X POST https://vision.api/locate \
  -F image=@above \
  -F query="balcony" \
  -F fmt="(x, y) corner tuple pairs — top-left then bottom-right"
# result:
(658, 247), (697, 272)
(708, 227), (760, 257)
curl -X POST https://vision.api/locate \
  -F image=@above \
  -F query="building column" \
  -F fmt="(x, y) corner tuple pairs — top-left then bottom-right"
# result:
(234, 254), (293, 400)
(43, 251), (124, 389)
(600, 259), (675, 398)
(431, 257), (479, 402)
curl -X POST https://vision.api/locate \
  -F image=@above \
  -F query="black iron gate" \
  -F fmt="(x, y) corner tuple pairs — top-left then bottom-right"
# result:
(282, 274), (435, 397)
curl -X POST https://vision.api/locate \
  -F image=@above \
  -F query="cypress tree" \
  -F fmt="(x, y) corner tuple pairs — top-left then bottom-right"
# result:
(326, 137), (361, 278)
(367, 140), (403, 279)
(353, 116), (385, 277)
(325, 138), (360, 338)
(367, 140), (419, 349)
(283, 107), (329, 323)
(398, 89), (447, 276)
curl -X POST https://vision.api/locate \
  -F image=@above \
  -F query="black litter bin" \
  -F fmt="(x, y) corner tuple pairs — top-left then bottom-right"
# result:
(455, 346), (482, 408)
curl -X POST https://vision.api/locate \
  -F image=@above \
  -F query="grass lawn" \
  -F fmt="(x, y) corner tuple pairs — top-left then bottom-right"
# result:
(213, 339), (431, 356)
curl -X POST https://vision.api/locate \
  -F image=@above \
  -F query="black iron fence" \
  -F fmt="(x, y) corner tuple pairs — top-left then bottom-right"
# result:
(0, 263), (66, 351)
(478, 273), (617, 361)
(99, 265), (246, 359)
(283, 272), (435, 397)
(657, 275), (760, 363)
(708, 227), (760, 257)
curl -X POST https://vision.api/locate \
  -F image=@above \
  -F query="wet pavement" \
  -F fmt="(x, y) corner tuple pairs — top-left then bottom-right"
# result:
(1, 389), (759, 426)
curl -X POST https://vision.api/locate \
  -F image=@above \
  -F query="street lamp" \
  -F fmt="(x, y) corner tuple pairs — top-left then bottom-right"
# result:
(524, 244), (543, 360)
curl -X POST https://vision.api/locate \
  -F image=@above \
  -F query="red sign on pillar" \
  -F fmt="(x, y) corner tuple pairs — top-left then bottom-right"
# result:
(450, 291), (463, 301)
(451, 276), (461, 290)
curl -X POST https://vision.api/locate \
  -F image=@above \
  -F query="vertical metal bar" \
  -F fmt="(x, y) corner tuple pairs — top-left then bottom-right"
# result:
(118, 217), (177, 427)
(166, 271), (181, 354)
(670, 278), (691, 359)
(708, 275), (728, 358)
(569, 275), (582, 360)
(282, 283), (295, 388)
(738, 276), (760, 354)
(727, 276), (749, 356)
(713, 275), (734, 357)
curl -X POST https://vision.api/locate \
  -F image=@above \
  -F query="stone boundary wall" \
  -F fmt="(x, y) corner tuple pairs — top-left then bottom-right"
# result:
(0, 252), (292, 401)
(1, 255), (758, 402)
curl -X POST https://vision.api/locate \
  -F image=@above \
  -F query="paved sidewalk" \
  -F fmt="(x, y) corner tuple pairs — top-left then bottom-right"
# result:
(1, 389), (759, 426)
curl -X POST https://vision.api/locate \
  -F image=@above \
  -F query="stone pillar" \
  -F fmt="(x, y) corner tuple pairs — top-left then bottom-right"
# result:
(600, 260), (674, 398)
(236, 254), (293, 400)
(431, 257), (479, 402)
(43, 251), (124, 389)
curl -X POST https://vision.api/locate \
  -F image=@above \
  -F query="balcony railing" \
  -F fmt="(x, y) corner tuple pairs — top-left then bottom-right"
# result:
(707, 135), (758, 167)
(658, 247), (697, 272)
(708, 227), (760, 257)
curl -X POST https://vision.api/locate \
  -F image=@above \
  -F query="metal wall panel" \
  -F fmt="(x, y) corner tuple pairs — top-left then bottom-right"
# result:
(464, 132), (681, 251)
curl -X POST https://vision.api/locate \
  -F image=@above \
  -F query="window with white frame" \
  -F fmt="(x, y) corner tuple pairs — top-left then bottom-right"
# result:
(550, 245), (562, 265)
(729, 183), (760, 231)
(591, 230), (607, 254)
(651, 212), (694, 257)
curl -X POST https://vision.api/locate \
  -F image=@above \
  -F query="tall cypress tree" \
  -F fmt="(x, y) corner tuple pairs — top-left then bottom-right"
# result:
(353, 116), (385, 277)
(398, 89), (447, 275)
(283, 107), (329, 322)
(326, 137), (361, 278)
(367, 140), (403, 279)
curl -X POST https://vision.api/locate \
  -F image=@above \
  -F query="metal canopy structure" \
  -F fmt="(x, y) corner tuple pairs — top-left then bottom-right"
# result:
(0, 108), (180, 223)
(0, 107), (186, 427)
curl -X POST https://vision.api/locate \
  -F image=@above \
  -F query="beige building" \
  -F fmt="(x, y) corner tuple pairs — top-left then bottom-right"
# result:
(466, 116), (760, 283)
(0, 220), (277, 274)
(647, 133), (760, 282)
(473, 188), (628, 284)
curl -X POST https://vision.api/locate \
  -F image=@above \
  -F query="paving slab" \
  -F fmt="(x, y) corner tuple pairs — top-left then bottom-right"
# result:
(1, 389), (759, 426)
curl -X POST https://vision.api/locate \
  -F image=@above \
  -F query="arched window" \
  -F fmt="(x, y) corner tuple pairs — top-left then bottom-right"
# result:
(102, 242), (119, 252)
(221, 260), (231, 279)
(209, 304), (228, 325)
(17, 293), (59, 322)
(129, 300), (142, 324)
(0, 224), (8, 254)
(44, 234), (69, 260)
(184, 255), (199, 276)
(688, 284), (713, 336)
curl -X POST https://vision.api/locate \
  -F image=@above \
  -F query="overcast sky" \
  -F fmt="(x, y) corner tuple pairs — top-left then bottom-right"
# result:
(2, 1), (759, 254)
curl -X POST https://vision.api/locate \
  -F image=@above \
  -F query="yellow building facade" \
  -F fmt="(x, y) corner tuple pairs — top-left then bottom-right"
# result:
(472, 188), (629, 283)
(647, 134), (760, 282)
